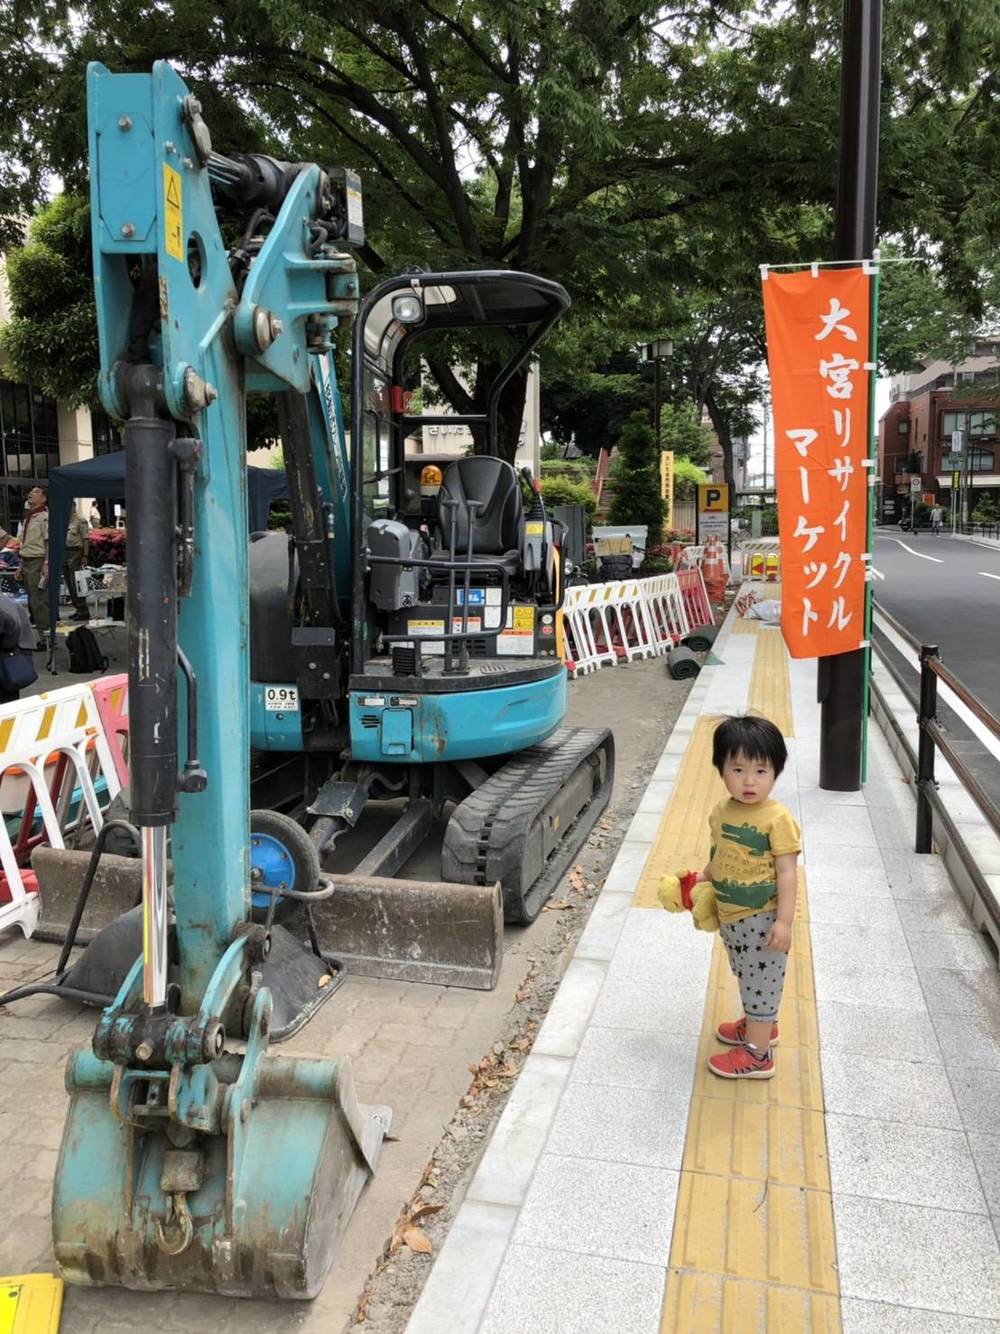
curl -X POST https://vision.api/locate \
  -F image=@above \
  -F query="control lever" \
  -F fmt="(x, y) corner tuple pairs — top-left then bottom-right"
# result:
(176, 648), (208, 794)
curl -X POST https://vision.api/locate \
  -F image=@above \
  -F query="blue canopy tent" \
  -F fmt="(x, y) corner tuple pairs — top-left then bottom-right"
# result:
(46, 452), (288, 633)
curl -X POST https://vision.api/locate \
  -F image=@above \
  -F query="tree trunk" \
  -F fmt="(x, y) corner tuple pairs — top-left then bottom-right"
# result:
(704, 388), (736, 493)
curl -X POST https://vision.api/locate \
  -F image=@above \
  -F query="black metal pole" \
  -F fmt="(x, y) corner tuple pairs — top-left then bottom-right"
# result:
(653, 356), (662, 450)
(818, 0), (882, 791)
(915, 645), (939, 852)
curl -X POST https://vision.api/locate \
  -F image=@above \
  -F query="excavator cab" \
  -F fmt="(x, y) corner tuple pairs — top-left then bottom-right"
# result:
(348, 272), (571, 764)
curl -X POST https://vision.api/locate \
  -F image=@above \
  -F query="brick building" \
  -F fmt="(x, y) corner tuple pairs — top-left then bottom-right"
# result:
(877, 347), (1000, 521)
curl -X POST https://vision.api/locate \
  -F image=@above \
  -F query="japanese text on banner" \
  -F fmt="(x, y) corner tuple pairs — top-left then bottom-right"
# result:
(761, 267), (872, 658)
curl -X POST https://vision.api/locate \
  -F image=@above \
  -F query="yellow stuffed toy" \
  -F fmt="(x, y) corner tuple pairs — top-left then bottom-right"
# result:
(657, 869), (720, 933)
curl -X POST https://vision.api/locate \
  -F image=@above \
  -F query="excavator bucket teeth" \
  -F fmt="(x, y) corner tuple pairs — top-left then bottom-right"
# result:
(53, 1047), (390, 1299)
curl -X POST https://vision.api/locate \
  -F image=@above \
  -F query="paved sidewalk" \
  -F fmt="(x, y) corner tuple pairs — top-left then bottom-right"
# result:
(408, 595), (1000, 1333)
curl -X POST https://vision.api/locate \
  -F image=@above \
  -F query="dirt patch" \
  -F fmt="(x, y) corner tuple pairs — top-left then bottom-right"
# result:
(348, 658), (691, 1332)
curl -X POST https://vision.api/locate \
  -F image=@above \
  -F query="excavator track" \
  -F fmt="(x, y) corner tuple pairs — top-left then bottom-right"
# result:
(442, 727), (615, 924)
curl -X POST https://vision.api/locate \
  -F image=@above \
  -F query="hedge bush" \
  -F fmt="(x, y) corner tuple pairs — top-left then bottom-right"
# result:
(539, 475), (597, 516)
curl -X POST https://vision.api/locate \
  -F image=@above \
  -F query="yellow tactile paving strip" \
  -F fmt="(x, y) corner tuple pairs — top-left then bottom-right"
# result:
(748, 627), (794, 739)
(630, 629), (840, 1331)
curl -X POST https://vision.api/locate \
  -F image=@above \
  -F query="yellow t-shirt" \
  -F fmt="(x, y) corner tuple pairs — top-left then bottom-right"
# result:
(708, 798), (801, 925)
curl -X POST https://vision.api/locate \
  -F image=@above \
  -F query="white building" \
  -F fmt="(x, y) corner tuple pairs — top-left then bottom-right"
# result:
(414, 361), (541, 474)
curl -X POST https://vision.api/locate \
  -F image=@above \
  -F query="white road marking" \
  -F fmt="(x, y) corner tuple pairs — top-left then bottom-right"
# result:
(880, 537), (943, 563)
(874, 609), (1000, 762)
(980, 572), (1000, 581)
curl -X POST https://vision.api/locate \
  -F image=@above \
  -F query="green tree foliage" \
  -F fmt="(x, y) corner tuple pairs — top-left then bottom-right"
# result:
(5, 0), (1000, 467)
(541, 351), (648, 457)
(608, 410), (665, 546)
(673, 456), (709, 497)
(972, 494), (1000, 525)
(1, 194), (98, 407)
(659, 400), (713, 468)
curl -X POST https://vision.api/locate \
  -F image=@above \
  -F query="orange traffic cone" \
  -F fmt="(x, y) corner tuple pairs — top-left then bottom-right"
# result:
(701, 536), (728, 605)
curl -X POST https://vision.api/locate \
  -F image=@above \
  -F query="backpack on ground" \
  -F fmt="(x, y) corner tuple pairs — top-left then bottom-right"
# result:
(66, 625), (108, 674)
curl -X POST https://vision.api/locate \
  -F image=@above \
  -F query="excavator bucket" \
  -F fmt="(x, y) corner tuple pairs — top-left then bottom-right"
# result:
(31, 849), (506, 994)
(53, 993), (391, 1299)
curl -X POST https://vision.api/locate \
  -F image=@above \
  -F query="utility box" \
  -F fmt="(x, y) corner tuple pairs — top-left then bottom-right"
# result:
(552, 505), (587, 568)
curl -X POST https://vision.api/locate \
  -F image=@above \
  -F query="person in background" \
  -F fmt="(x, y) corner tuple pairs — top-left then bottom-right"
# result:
(65, 502), (91, 621)
(0, 591), (37, 703)
(19, 485), (49, 650)
(930, 502), (944, 535)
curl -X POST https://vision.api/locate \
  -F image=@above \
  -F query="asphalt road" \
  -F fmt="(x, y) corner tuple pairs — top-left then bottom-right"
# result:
(873, 529), (1000, 715)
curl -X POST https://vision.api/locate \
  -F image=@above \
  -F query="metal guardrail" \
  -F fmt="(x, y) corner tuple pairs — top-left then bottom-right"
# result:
(955, 521), (1000, 541)
(871, 599), (1000, 936)
(914, 645), (1000, 851)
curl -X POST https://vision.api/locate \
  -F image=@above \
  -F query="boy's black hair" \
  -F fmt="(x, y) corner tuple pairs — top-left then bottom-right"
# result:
(712, 715), (787, 777)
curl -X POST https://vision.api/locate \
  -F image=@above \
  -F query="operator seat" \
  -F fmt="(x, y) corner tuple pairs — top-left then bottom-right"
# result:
(436, 456), (523, 575)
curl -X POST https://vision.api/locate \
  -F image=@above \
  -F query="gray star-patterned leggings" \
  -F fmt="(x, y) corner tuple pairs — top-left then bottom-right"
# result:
(719, 908), (789, 1023)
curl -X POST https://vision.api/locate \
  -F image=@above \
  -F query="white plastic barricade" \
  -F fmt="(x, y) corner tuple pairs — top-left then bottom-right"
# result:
(562, 586), (601, 677)
(0, 684), (122, 939)
(562, 574), (713, 677)
(612, 578), (659, 662)
(675, 545), (705, 571)
(641, 574), (691, 651)
(567, 584), (620, 672)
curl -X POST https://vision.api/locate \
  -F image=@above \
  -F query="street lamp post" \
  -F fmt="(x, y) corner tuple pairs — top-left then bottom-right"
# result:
(817, 0), (882, 793)
(641, 339), (674, 448)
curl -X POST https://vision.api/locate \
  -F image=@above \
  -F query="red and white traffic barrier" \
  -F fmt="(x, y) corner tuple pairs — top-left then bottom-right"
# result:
(675, 567), (713, 629)
(0, 683), (123, 938)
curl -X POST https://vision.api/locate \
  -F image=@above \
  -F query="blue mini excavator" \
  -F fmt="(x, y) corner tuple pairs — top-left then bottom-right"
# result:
(47, 58), (614, 1300)
(50, 61), (394, 1300)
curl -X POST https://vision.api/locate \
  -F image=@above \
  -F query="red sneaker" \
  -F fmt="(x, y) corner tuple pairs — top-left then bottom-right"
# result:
(716, 1017), (779, 1047)
(708, 1045), (775, 1080)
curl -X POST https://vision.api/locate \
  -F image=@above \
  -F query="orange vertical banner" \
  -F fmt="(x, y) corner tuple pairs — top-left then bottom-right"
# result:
(761, 267), (872, 658)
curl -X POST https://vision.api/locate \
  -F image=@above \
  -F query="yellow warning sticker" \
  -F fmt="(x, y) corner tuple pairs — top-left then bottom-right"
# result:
(0, 1273), (63, 1334)
(0, 1286), (16, 1334)
(512, 606), (535, 632)
(163, 164), (183, 261)
(525, 521), (544, 536)
(408, 619), (445, 635)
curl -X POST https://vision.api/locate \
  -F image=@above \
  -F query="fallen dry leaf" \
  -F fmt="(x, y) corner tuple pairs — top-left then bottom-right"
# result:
(569, 865), (586, 893)
(353, 1287), (372, 1323)
(542, 899), (574, 911)
(515, 989), (529, 1002)
(410, 1202), (444, 1224)
(403, 1226), (433, 1254)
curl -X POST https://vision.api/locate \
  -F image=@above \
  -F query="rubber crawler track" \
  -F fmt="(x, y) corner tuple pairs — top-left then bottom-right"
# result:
(441, 727), (616, 924)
